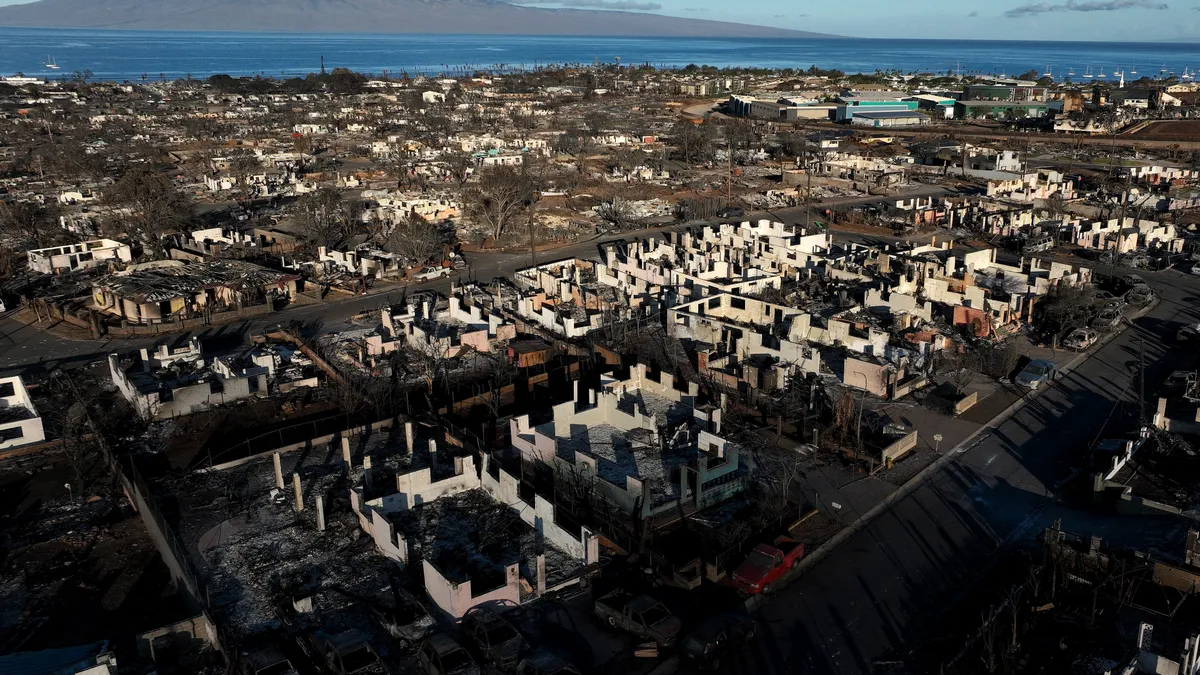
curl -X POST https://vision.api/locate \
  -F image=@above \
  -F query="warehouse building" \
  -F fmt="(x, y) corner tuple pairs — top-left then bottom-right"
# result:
(851, 110), (930, 127)
(907, 94), (956, 119)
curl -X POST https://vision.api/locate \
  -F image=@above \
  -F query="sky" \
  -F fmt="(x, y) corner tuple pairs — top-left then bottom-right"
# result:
(512, 0), (1199, 40)
(0, 0), (1194, 40)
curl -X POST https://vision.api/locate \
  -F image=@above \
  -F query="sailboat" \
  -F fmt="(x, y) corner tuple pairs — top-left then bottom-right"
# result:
(1083, 66), (1093, 79)
(1113, 67), (1124, 78)
(1131, 65), (1138, 75)
(1043, 64), (1052, 78)
(1097, 67), (1108, 78)
(1068, 67), (1075, 76)
(1183, 67), (1195, 81)
(43, 55), (59, 70)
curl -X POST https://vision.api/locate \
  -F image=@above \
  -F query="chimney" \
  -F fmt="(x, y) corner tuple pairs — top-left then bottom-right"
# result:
(363, 455), (373, 489)
(427, 439), (437, 467)
(341, 436), (351, 465)
(405, 421), (414, 454)
(273, 452), (284, 490)
(316, 494), (326, 531)
(588, 389), (596, 406)
(292, 473), (304, 511)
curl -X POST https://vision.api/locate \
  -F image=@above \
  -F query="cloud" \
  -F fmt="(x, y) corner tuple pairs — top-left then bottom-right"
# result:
(516, 0), (662, 9)
(968, 10), (979, 15)
(1005, 0), (1167, 16)
(772, 12), (810, 17)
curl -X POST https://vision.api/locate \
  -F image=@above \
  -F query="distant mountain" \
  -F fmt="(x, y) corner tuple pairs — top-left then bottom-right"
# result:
(0, 0), (835, 37)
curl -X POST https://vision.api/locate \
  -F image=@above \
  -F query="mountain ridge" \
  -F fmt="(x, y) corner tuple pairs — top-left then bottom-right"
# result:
(0, 0), (836, 38)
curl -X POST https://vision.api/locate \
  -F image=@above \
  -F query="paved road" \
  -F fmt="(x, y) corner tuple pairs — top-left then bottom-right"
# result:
(718, 268), (1200, 675)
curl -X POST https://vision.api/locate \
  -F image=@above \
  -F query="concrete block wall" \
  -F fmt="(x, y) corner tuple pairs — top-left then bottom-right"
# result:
(423, 559), (522, 619)
(480, 454), (599, 564)
(386, 456), (480, 512)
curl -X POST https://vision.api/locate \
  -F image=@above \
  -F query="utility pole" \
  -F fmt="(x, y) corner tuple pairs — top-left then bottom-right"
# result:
(727, 139), (733, 205)
(1138, 338), (1146, 427)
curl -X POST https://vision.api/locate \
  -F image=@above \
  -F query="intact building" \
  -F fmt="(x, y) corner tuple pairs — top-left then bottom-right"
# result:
(851, 110), (930, 127)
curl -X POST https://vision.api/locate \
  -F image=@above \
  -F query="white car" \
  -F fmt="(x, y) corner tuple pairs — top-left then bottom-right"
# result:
(1063, 327), (1099, 351)
(413, 266), (451, 282)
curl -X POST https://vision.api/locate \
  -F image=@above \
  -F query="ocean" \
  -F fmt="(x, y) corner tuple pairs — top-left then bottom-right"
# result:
(2, 27), (1200, 82)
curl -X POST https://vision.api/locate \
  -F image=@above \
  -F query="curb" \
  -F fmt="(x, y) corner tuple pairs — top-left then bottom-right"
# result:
(745, 296), (1160, 612)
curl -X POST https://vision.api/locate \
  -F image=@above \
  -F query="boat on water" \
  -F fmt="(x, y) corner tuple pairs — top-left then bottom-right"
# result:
(43, 56), (59, 70)
(1083, 66), (1093, 78)
(1183, 67), (1195, 81)
(1043, 64), (1052, 78)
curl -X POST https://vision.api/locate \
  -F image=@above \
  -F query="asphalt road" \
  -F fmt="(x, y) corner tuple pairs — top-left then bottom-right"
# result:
(718, 268), (1200, 675)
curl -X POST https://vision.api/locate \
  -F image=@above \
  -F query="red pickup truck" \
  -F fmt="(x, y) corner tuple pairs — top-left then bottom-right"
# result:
(732, 536), (805, 595)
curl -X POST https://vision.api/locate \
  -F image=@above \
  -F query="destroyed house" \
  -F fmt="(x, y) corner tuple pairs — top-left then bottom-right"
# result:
(0, 375), (45, 450)
(27, 238), (132, 275)
(667, 293), (821, 380)
(108, 338), (268, 420)
(349, 425), (597, 618)
(513, 260), (632, 338)
(370, 290), (516, 360)
(510, 365), (749, 522)
(91, 260), (299, 325)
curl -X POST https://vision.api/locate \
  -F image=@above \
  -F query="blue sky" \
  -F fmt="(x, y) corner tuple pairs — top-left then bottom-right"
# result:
(514, 0), (1198, 39)
(0, 0), (1195, 40)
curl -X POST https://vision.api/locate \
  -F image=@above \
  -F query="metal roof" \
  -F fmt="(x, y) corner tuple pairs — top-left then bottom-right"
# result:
(852, 111), (928, 120)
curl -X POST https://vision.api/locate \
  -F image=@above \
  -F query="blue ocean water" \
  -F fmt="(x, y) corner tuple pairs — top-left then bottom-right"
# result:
(1, 27), (1200, 82)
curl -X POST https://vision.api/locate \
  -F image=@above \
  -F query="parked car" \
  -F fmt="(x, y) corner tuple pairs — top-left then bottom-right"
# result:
(1015, 360), (1057, 390)
(1161, 370), (1196, 397)
(1091, 307), (1123, 331)
(515, 651), (582, 675)
(414, 266), (451, 282)
(681, 614), (757, 670)
(1125, 283), (1154, 306)
(731, 536), (806, 595)
(1178, 323), (1200, 343)
(594, 590), (681, 647)
(460, 607), (528, 671)
(322, 630), (385, 674)
(418, 635), (480, 675)
(716, 206), (744, 219)
(1063, 328), (1099, 351)
(1092, 291), (1123, 308)
(371, 585), (435, 645)
(240, 647), (299, 675)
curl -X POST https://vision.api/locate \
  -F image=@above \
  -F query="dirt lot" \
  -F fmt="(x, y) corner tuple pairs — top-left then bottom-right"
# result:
(0, 451), (190, 659)
(1129, 120), (1200, 141)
